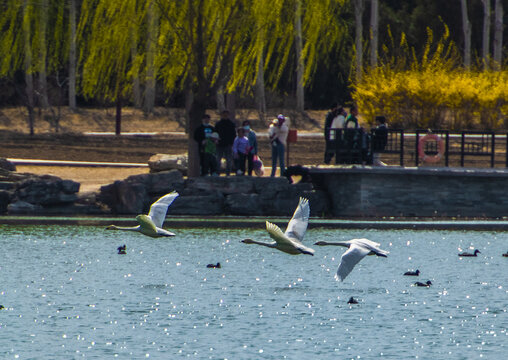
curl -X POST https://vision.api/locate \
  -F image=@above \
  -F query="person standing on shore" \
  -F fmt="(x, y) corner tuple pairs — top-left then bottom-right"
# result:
(242, 120), (258, 176)
(269, 114), (289, 177)
(232, 127), (250, 175)
(214, 110), (236, 176)
(324, 102), (339, 164)
(193, 114), (216, 176)
(371, 115), (388, 166)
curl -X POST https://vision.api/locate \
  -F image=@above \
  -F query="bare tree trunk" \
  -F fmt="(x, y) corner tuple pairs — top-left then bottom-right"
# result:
(227, 91), (236, 123)
(294, 0), (304, 112)
(493, 0), (503, 70)
(216, 85), (226, 113)
(188, 91), (207, 177)
(38, 0), (49, 108)
(461, 0), (472, 68)
(370, 0), (379, 67)
(481, 0), (491, 69)
(184, 76), (193, 134)
(115, 98), (122, 135)
(24, 0), (35, 135)
(131, 21), (141, 108)
(69, 0), (77, 111)
(144, 1), (158, 114)
(255, 52), (266, 120)
(354, 0), (364, 82)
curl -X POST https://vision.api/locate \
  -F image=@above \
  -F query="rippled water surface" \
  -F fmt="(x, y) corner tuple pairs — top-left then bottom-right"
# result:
(0, 225), (506, 359)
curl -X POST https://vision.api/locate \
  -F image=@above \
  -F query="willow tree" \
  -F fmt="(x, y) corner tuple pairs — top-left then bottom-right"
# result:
(0, 0), (67, 134)
(78, 0), (147, 135)
(229, 0), (347, 113)
(155, 0), (262, 177)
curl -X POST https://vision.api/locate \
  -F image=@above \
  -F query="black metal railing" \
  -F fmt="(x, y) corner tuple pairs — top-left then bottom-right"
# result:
(328, 128), (503, 168)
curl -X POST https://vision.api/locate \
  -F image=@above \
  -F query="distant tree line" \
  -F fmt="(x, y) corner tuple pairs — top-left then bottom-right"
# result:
(0, 0), (506, 175)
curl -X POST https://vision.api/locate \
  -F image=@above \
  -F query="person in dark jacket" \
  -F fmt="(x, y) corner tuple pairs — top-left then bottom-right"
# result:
(214, 110), (237, 176)
(371, 115), (388, 166)
(193, 113), (216, 176)
(324, 102), (340, 164)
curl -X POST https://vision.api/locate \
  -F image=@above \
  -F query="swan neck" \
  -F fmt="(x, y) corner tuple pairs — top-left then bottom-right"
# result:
(320, 241), (349, 247)
(250, 240), (276, 248)
(111, 225), (139, 231)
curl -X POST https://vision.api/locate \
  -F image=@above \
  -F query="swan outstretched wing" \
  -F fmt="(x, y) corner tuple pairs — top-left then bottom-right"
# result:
(148, 191), (179, 228)
(266, 221), (293, 246)
(285, 197), (310, 242)
(336, 244), (371, 282)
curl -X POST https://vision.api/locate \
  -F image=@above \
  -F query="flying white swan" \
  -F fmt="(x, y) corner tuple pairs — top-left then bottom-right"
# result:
(241, 197), (315, 256)
(106, 191), (179, 237)
(314, 238), (389, 281)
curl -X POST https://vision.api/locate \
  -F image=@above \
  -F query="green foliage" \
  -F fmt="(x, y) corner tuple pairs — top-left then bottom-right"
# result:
(78, 0), (148, 101)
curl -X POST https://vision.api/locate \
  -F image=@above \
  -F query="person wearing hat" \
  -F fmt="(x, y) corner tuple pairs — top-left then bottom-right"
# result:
(269, 114), (289, 177)
(202, 132), (220, 176)
(193, 113), (216, 175)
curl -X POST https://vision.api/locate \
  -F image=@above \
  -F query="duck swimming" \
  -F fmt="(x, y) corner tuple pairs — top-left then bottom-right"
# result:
(458, 249), (481, 257)
(502, 252), (508, 257)
(347, 297), (359, 304)
(404, 269), (420, 276)
(207, 262), (221, 268)
(117, 245), (126, 255)
(414, 280), (432, 287)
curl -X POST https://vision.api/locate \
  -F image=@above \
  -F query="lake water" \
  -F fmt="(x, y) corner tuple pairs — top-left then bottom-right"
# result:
(0, 224), (506, 359)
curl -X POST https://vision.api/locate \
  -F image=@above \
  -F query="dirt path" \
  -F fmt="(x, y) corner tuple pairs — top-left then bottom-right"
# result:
(2, 131), (327, 193)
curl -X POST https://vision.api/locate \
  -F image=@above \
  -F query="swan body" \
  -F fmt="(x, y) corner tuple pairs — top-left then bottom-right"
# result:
(314, 238), (389, 281)
(241, 197), (315, 256)
(414, 280), (432, 287)
(458, 249), (481, 257)
(404, 269), (420, 276)
(106, 191), (179, 238)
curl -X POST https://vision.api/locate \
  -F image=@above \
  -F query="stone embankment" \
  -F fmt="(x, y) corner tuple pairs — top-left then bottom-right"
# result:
(0, 157), (329, 217)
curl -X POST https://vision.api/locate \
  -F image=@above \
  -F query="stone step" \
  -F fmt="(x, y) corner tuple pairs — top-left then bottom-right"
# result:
(0, 181), (15, 190)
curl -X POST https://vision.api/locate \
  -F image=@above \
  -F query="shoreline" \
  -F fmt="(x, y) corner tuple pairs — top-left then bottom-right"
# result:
(3, 215), (508, 231)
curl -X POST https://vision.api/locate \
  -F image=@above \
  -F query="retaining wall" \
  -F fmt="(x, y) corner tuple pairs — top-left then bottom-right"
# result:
(309, 166), (508, 218)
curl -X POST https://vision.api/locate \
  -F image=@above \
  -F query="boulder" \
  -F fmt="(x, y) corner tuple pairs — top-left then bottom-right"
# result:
(302, 190), (330, 217)
(148, 153), (187, 174)
(146, 170), (185, 195)
(184, 176), (256, 196)
(225, 193), (263, 215)
(253, 177), (292, 200)
(98, 180), (147, 214)
(0, 158), (16, 172)
(0, 190), (11, 214)
(15, 175), (80, 206)
(123, 169), (184, 195)
(8, 200), (42, 214)
(170, 192), (224, 215)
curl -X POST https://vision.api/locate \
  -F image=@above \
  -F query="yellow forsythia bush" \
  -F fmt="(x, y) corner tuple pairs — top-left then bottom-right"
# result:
(353, 67), (507, 131)
(351, 27), (507, 131)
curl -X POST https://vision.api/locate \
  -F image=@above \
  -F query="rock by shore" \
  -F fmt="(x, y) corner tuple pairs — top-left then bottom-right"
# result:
(0, 157), (329, 217)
